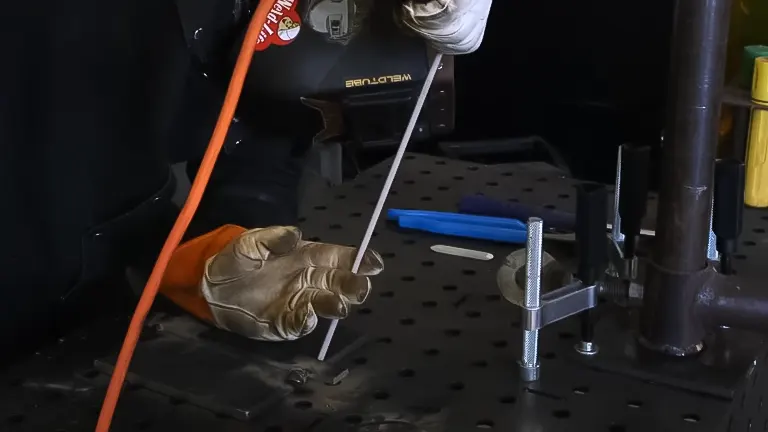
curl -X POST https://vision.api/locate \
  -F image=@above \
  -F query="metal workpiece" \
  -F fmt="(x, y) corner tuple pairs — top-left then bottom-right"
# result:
(643, 0), (733, 353)
(697, 268), (768, 332)
(519, 218), (543, 382)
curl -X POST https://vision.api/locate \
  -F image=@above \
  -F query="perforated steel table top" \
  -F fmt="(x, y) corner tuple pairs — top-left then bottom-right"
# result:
(3, 153), (768, 432)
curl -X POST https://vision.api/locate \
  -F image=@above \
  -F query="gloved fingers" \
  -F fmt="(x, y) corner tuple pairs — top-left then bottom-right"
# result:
(235, 226), (302, 260)
(305, 288), (350, 320)
(298, 267), (371, 304)
(298, 242), (384, 276)
(280, 294), (319, 340)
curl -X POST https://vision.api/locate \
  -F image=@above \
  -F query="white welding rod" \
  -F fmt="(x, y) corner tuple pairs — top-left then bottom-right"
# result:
(317, 53), (444, 361)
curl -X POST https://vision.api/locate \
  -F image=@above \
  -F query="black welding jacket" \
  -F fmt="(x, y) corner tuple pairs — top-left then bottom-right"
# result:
(0, 0), (429, 355)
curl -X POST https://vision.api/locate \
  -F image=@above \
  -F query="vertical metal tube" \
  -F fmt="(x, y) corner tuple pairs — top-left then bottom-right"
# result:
(652, 0), (731, 272)
(641, 0), (732, 353)
(520, 218), (543, 382)
(612, 146), (624, 244)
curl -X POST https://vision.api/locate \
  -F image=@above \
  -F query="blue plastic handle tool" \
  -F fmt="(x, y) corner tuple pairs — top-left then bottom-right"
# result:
(387, 208), (526, 229)
(387, 209), (528, 244)
(458, 195), (577, 231)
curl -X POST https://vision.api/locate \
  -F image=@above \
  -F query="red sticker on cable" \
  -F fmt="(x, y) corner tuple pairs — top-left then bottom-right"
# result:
(254, 0), (302, 51)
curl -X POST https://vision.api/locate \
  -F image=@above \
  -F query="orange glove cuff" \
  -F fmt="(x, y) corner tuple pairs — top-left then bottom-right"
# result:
(159, 224), (247, 323)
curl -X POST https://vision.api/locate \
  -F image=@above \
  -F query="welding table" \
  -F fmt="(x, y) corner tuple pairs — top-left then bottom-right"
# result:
(2, 153), (768, 432)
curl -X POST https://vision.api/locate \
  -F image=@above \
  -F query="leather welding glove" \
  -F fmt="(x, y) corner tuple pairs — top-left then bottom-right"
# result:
(160, 225), (383, 341)
(398, 0), (493, 55)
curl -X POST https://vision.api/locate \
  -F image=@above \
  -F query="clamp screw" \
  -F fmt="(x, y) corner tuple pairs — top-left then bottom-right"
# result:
(519, 218), (543, 382)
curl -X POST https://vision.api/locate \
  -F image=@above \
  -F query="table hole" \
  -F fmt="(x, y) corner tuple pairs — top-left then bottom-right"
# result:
(558, 194), (570, 199)
(373, 390), (390, 400)
(682, 414), (700, 423)
(376, 337), (392, 344)
(573, 386), (589, 395)
(391, 190), (399, 195)
(608, 425), (627, 432)
(466, 311), (481, 318)
(82, 369), (99, 379)
(422, 301), (438, 308)
(135, 419), (154, 430)
(398, 369), (415, 378)
(380, 291), (395, 298)
(486, 294), (501, 301)
(404, 180), (415, 185)
(382, 252), (396, 259)
(744, 240), (757, 247)
(349, 212), (362, 217)
(401, 276), (415, 282)
(754, 228), (766, 234)
(358, 308), (373, 315)
(543, 352), (557, 359)
(511, 320), (521, 328)
(298, 217), (307, 223)
(169, 397), (185, 406)
(293, 401), (312, 410)
(492, 340), (508, 348)
(523, 187), (534, 192)
(508, 198), (520, 202)
(552, 410), (571, 419)
(436, 160), (447, 165)
(734, 254), (746, 260)
(314, 205), (327, 210)
(462, 269), (477, 276)
(403, 239), (416, 245)
(627, 400), (643, 408)
(424, 348), (440, 356)
(499, 395), (516, 404)
(372, 174), (383, 179)
(421, 261), (435, 267)
(450, 382), (465, 391)
(443, 285), (458, 291)
(421, 170), (432, 175)
(372, 231), (379, 237)
(468, 166), (479, 171)
(405, 155), (415, 160)
(335, 194), (346, 200)
(307, 236), (321, 242)
(353, 357), (368, 365)
(453, 176), (465, 180)
(537, 177), (549, 182)
(437, 186), (450, 191)
(476, 420), (494, 429)
(558, 332), (575, 340)
(329, 224), (342, 230)
(345, 415), (363, 425)
(420, 196), (433, 202)
(400, 318), (416, 326)
(471, 360), (488, 368)
(486, 182), (499, 186)
(265, 427), (283, 432)
(7, 414), (25, 424)
(445, 329), (462, 337)
(544, 204), (557, 210)
(502, 172), (514, 177)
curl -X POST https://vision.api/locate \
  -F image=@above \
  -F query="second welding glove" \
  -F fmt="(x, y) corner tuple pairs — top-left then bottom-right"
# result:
(398, 0), (494, 55)
(160, 225), (383, 341)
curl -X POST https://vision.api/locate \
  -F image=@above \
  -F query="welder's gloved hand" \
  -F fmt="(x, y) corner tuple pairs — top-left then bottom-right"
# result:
(398, 0), (493, 55)
(159, 225), (383, 342)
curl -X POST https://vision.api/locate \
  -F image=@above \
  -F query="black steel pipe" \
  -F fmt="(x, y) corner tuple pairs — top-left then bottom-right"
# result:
(652, 0), (731, 272)
(641, 0), (732, 353)
(697, 271), (768, 333)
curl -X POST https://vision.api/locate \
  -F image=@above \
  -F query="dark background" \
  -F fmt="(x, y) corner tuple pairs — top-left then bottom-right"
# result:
(446, 1), (673, 185)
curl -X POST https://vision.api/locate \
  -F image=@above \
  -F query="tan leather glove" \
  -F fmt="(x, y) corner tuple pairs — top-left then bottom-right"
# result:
(398, 0), (493, 55)
(160, 225), (383, 342)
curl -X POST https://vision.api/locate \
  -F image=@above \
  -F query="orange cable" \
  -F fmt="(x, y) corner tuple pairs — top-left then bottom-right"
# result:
(94, 2), (275, 430)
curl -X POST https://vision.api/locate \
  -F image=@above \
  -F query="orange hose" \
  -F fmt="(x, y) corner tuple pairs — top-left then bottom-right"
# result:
(94, 2), (276, 430)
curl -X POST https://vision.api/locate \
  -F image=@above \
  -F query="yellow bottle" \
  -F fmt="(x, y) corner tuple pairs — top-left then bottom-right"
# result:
(744, 57), (768, 207)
